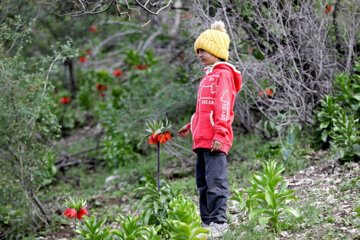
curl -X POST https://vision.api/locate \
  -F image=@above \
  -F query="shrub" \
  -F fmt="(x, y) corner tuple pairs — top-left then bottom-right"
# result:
(233, 160), (300, 230)
(315, 59), (360, 161)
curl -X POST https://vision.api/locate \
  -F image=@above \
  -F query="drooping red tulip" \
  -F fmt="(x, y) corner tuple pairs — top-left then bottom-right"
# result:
(164, 132), (172, 141)
(79, 57), (87, 63)
(76, 207), (89, 220)
(90, 25), (98, 33)
(113, 69), (123, 77)
(85, 49), (92, 55)
(149, 131), (171, 145)
(59, 97), (70, 104)
(159, 134), (167, 144)
(134, 64), (149, 70)
(63, 208), (77, 219)
(177, 53), (184, 60)
(140, 64), (149, 70)
(265, 89), (273, 97)
(148, 132), (159, 145)
(95, 84), (106, 91)
(325, 5), (333, 14)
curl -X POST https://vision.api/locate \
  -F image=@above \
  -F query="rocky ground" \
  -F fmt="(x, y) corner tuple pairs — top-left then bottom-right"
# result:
(228, 153), (360, 240)
(47, 149), (360, 239)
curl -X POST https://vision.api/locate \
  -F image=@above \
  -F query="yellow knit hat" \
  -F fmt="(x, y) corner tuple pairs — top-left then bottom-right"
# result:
(194, 20), (230, 61)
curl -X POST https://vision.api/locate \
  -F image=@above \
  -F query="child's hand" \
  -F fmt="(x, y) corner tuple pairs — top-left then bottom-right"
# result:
(211, 140), (223, 152)
(178, 125), (190, 138)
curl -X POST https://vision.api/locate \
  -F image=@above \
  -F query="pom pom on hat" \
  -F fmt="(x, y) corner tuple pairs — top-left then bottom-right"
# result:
(211, 21), (227, 32)
(194, 20), (230, 61)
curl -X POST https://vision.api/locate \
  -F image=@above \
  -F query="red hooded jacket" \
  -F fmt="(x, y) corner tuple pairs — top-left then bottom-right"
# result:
(187, 62), (242, 154)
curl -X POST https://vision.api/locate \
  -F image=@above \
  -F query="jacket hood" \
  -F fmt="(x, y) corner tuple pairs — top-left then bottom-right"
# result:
(204, 62), (242, 92)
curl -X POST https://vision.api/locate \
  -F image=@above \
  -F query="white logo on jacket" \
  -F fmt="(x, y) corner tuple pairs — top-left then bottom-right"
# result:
(220, 90), (229, 121)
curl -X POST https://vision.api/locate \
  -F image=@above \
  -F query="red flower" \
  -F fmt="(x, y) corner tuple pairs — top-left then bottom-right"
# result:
(248, 47), (254, 53)
(85, 49), (92, 55)
(95, 84), (106, 91)
(159, 134), (167, 144)
(90, 25), (98, 33)
(113, 69), (123, 77)
(59, 97), (70, 104)
(76, 207), (89, 220)
(63, 208), (77, 219)
(325, 5), (333, 14)
(62, 207), (89, 220)
(148, 131), (171, 145)
(164, 132), (171, 141)
(148, 132), (159, 145)
(28, 88), (33, 92)
(178, 53), (184, 60)
(134, 64), (149, 70)
(140, 64), (149, 70)
(259, 89), (273, 98)
(99, 92), (105, 97)
(79, 57), (87, 63)
(182, 13), (194, 19)
(265, 89), (273, 97)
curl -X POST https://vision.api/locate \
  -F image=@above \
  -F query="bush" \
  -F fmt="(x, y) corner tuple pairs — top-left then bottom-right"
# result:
(0, 16), (76, 235)
(315, 60), (360, 161)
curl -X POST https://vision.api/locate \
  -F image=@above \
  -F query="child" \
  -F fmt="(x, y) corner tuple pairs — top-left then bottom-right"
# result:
(178, 20), (242, 238)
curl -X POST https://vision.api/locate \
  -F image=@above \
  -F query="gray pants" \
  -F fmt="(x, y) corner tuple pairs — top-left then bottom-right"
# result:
(195, 149), (228, 225)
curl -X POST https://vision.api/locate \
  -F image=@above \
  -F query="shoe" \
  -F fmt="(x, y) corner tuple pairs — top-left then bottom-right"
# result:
(209, 222), (228, 238)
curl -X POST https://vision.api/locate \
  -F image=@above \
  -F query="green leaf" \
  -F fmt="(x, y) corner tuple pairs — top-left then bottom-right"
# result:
(284, 207), (300, 218)
(319, 122), (329, 129)
(265, 188), (276, 209)
(286, 132), (295, 146)
(353, 94), (360, 101)
(280, 146), (293, 161)
(249, 208), (267, 220)
(258, 216), (271, 227)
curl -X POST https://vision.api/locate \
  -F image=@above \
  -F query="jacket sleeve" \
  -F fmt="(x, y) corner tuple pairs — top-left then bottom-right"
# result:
(213, 70), (233, 143)
(186, 122), (191, 131)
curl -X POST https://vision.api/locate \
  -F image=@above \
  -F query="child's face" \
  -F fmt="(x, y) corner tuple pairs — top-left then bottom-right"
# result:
(197, 49), (220, 66)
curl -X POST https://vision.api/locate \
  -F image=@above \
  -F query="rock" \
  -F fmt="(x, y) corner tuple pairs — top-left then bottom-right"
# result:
(105, 175), (120, 183)
(253, 225), (264, 232)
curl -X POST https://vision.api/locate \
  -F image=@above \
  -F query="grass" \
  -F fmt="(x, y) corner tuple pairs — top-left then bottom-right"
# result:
(6, 129), (359, 239)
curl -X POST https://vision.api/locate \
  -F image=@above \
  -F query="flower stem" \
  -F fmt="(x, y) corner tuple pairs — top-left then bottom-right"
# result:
(157, 142), (160, 192)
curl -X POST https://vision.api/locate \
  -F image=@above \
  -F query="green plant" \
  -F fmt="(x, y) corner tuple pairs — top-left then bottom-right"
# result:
(316, 96), (341, 143)
(330, 110), (360, 160)
(165, 195), (209, 240)
(355, 205), (360, 228)
(229, 184), (247, 213)
(243, 160), (300, 230)
(74, 215), (112, 240)
(139, 119), (172, 191)
(101, 129), (140, 168)
(112, 214), (161, 240)
(0, 16), (75, 234)
(315, 59), (360, 161)
(135, 176), (179, 226)
(333, 66), (360, 112)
